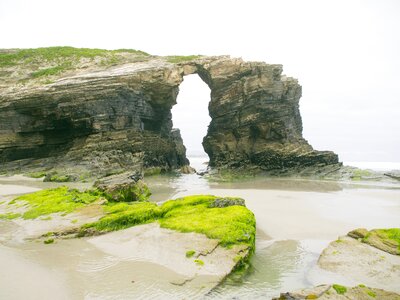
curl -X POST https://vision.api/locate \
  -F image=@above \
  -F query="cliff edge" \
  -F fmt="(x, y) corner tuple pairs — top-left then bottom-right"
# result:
(0, 47), (338, 178)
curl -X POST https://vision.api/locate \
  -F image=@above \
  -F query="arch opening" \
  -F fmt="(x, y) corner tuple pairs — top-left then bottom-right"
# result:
(171, 74), (211, 171)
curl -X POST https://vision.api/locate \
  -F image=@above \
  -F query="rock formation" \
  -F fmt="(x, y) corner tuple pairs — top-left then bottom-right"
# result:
(318, 234), (400, 293)
(274, 284), (400, 300)
(0, 47), (338, 177)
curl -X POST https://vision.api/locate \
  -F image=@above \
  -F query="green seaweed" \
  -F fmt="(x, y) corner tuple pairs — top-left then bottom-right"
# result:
(363, 228), (400, 251)
(26, 171), (47, 178)
(44, 238), (54, 244)
(80, 195), (256, 252)
(0, 212), (21, 220)
(81, 202), (160, 233)
(194, 259), (204, 266)
(374, 228), (400, 245)
(12, 187), (100, 219)
(46, 174), (72, 182)
(333, 284), (347, 295)
(186, 250), (196, 258)
(159, 196), (256, 250)
(351, 169), (372, 180)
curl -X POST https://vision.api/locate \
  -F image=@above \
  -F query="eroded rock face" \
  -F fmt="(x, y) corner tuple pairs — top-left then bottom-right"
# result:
(318, 236), (400, 293)
(197, 58), (338, 170)
(274, 284), (400, 300)
(0, 52), (338, 176)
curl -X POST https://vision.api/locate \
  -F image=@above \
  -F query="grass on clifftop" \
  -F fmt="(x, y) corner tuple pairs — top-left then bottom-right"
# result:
(81, 195), (256, 251)
(0, 46), (150, 68)
(0, 47), (151, 83)
(166, 55), (202, 63)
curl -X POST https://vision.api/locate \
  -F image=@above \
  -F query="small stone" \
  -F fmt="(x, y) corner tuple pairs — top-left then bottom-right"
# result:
(180, 165), (196, 174)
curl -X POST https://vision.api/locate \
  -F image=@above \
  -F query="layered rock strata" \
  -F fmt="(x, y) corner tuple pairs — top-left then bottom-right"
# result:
(0, 49), (338, 177)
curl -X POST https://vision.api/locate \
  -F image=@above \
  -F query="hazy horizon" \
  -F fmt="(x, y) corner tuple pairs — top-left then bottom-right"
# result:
(1, 0), (399, 162)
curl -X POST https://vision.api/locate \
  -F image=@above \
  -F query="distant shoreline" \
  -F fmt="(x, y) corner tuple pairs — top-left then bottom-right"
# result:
(344, 161), (400, 171)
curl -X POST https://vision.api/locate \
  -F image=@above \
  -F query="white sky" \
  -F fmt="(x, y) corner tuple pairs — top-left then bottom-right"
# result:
(1, 0), (399, 162)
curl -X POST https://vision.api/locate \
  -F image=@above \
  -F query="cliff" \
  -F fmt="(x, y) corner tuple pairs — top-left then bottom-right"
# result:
(0, 47), (338, 178)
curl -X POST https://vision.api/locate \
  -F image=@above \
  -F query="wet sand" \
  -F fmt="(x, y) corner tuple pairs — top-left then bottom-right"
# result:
(0, 173), (399, 299)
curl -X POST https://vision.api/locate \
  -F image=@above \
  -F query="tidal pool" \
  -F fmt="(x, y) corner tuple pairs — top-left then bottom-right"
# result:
(0, 165), (399, 299)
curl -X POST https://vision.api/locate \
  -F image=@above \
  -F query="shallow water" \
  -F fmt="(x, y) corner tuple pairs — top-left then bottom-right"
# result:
(1, 165), (400, 299)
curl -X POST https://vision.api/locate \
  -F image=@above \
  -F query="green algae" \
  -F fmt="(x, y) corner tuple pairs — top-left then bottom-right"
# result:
(0, 212), (21, 220)
(43, 238), (54, 244)
(11, 187), (100, 219)
(333, 284), (347, 295)
(81, 202), (160, 233)
(374, 228), (400, 246)
(351, 169), (372, 180)
(159, 196), (256, 250)
(194, 259), (204, 266)
(26, 171), (47, 178)
(185, 250), (196, 258)
(80, 195), (256, 252)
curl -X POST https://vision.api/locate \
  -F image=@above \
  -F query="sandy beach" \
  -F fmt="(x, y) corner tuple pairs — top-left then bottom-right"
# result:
(0, 174), (399, 299)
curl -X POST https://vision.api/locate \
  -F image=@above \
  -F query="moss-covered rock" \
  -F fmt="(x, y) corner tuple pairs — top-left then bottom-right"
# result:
(79, 195), (256, 254)
(348, 228), (400, 255)
(9, 187), (101, 219)
(94, 173), (150, 202)
(274, 284), (400, 299)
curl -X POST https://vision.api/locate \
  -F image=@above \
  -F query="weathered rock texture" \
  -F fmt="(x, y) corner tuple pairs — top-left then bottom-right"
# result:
(0, 48), (338, 177)
(274, 284), (400, 300)
(318, 236), (400, 293)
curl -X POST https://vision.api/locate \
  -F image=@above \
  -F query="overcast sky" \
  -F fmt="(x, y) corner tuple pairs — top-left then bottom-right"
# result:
(1, 0), (399, 162)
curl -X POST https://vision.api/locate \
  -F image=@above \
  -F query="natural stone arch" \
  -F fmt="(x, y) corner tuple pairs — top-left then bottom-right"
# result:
(0, 55), (338, 177)
(176, 58), (338, 170)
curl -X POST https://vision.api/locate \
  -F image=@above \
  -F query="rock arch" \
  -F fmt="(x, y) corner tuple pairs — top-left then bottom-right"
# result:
(0, 55), (338, 176)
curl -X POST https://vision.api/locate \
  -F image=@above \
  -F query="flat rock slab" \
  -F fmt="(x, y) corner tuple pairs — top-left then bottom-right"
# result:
(275, 284), (400, 299)
(88, 222), (247, 286)
(318, 236), (400, 293)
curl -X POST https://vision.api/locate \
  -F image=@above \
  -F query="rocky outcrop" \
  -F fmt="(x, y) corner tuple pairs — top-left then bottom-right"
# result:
(348, 228), (400, 256)
(274, 284), (400, 300)
(318, 236), (400, 293)
(0, 48), (338, 177)
(198, 58), (338, 170)
(94, 172), (151, 202)
(88, 223), (249, 290)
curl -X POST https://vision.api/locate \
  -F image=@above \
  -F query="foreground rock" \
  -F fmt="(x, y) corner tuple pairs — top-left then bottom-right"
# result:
(94, 172), (150, 202)
(88, 222), (249, 288)
(1, 189), (255, 288)
(274, 284), (400, 299)
(318, 235), (400, 293)
(348, 228), (400, 255)
(0, 47), (337, 178)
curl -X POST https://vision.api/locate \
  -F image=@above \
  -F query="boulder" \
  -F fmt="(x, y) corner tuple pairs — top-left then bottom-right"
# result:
(94, 173), (150, 202)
